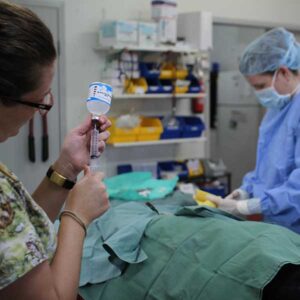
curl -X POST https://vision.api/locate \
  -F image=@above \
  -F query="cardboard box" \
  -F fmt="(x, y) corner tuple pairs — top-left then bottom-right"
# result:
(99, 20), (138, 47)
(138, 22), (157, 47)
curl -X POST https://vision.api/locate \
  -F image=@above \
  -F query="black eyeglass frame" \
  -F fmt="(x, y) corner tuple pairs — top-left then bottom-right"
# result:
(3, 92), (53, 115)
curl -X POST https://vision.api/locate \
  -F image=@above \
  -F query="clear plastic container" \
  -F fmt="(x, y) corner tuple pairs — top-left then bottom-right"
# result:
(86, 82), (112, 115)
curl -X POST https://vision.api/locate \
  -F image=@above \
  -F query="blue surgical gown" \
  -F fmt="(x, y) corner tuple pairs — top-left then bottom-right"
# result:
(241, 91), (300, 233)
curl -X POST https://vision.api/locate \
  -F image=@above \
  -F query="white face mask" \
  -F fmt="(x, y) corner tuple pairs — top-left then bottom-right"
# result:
(254, 70), (300, 109)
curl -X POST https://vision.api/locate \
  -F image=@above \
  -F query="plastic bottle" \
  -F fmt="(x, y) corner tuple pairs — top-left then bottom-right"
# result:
(86, 82), (112, 115)
(86, 82), (112, 172)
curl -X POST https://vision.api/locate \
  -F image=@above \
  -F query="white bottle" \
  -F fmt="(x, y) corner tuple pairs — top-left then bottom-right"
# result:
(86, 82), (112, 115)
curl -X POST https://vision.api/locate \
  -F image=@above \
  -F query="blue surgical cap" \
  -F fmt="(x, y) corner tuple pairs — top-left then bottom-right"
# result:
(239, 27), (300, 75)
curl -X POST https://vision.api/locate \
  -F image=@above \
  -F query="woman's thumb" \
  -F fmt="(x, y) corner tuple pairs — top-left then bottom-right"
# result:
(83, 165), (90, 176)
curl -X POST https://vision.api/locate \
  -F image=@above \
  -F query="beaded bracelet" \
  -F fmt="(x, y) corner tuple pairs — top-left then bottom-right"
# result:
(59, 210), (87, 237)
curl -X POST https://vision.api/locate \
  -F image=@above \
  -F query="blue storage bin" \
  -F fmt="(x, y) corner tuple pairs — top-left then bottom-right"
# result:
(139, 62), (160, 80)
(117, 163), (158, 178)
(160, 80), (173, 93)
(146, 78), (164, 94)
(117, 164), (133, 174)
(160, 116), (182, 139)
(187, 75), (202, 93)
(181, 116), (205, 138)
(201, 184), (226, 198)
(157, 161), (188, 180)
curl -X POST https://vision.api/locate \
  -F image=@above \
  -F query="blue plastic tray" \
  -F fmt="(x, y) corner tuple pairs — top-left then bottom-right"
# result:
(117, 164), (132, 174)
(160, 80), (173, 93)
(180, 116), (205, 138)
(187, 74), (202, 93)
(160, 116), (182, 139)
(146, 78), (164, 94)
(157, 161), (188, 180)
(201, 185), (226, 198)
(139, 62), (160, 80)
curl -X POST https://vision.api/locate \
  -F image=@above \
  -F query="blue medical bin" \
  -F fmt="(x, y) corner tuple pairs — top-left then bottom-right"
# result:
(160, 116), (182, 139)
(201, 184), (226, 198)
(139, 62), (160, 79)
(160, 80), (173, 93)
(187, 75), (202, 93)
(146, 78), (164, 94)
(117, 164), (132, 174)
(157, 161), (188, 180)
(180, 116), (205, 138)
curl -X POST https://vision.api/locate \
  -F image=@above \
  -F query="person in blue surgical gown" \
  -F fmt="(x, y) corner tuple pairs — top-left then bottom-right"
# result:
(209, 27), (300, 234)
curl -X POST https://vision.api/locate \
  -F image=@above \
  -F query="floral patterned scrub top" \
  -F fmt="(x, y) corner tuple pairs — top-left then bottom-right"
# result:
(0, 163), (57, 289)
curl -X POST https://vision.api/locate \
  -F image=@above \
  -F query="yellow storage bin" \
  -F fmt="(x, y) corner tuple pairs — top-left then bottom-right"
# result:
(159, 63), (176, 79)
(108, 118), (139, 144)
(175, 85), (189, 94)
(124, 78), (148, 94)
(159, 63), (188, 80)
(137, 117), (163, 141)
(176, 69), (188, 79)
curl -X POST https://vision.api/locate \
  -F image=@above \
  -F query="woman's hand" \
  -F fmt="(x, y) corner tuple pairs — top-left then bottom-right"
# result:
(53, 116), (111, 180)
(64, 166), (109, 225)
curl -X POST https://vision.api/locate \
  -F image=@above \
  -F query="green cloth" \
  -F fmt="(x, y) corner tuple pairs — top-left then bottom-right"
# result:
(79, 202), (158, 286)
(80, 206), (300, 300)
(104, 172), (178, 201)
(79, 195), (191, 286)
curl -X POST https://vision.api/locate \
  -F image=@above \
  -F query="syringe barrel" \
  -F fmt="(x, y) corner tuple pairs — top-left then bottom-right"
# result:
(90, 118), (100, 159)
(90, 157), (101, 173)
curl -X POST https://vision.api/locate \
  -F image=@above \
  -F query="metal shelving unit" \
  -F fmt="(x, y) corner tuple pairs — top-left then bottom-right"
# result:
(95, 44), (199, 54)
(97, 43), (210, 176)
(108, 137), (207, 147)
(113, 93), (206, 100)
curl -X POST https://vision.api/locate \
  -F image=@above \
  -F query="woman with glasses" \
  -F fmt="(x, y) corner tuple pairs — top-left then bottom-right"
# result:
(0, 1), (111, 299)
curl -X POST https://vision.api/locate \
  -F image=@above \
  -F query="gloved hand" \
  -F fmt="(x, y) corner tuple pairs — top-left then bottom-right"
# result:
(225, 188), (249, 200)
(207, 195), (261, 217)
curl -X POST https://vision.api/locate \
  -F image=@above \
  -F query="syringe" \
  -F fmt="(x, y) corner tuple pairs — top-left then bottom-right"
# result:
(90, 116), (101, 173)
(86, 82), (112, 173)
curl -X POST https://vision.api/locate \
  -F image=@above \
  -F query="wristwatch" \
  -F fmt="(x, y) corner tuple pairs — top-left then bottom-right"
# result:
(46, 166), (76, 190)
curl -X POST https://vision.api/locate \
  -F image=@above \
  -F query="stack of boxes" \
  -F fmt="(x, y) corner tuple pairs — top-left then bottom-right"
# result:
(138, 22), (158, 47)
(151, 0), (178, 45)
(99, 20), (158, 48)
(98, 20), (138, 47)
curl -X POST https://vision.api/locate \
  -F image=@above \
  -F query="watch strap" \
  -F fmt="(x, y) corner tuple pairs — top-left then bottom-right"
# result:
(46, 166), (76, 190)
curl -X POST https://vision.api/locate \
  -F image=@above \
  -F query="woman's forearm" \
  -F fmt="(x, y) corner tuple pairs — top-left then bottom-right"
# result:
(32, 161), (79, 222)
(50, 216), (86, 300)
(32, 176), (69, 222)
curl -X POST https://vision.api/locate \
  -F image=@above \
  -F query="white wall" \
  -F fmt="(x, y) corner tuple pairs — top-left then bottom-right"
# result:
(63, 0), (152, 130)
(60, 0), (300, 175)
(62, 0), (300, 130)
(178, 0), (300, 26)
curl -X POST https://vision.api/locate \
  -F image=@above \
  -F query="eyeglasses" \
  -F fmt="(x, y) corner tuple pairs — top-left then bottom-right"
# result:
(7, 91), (54, 116)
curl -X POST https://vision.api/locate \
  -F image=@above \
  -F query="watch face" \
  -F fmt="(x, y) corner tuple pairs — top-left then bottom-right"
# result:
(51, 174), (66, 186)
(47, 167), (75, 190)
